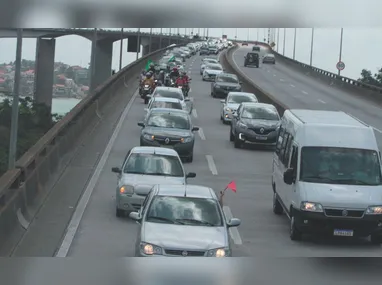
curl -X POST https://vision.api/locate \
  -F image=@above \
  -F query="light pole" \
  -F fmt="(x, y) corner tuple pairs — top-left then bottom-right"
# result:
(283, 28), (286, 56)
(309, 28), (314, 66)
(293, 28), (297, 60)
(136, 28), (140, 60)
(277, 28), (280, 52)
(338, 28), (344, 76)
(119, 28), (123, 71)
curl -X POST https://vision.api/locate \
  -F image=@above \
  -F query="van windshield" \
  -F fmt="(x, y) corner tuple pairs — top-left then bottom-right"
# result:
(300, 147), (382, 185)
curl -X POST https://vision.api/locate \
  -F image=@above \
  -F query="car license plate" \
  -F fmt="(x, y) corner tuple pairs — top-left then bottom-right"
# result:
(333, 229), (353, 237)
(255, 136), (267, 140)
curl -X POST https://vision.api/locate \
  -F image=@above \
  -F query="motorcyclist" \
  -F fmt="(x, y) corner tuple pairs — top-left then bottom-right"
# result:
(169, 67), (180, 81)
(148, 63), (156, 74)
(142, 72), (155, 91)
(157, 70), (165, 83)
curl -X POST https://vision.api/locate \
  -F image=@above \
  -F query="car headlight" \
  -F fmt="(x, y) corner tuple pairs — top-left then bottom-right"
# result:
(181, 137), (192, 143)
(365, 206), (382, 215)
(300, 202), (323, 212)
(206, 247), (230, 257)
(143, 133), (154, 141)
(140, 242), (163, 255)
(225, 107), (231, 112)
(119, 185), (134, 195)
(237, 122), (247, 129)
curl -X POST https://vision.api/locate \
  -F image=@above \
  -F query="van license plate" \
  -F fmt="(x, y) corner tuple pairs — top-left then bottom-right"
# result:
(333, 229), (353, 237)
(255, 136), (267, 140)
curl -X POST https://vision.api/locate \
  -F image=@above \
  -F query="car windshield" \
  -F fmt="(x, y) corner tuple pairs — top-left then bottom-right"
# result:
(203, 59), (218, 64)
(146, 196), (223, 226)
(154, 90), (183, 101)
(147, 112), (190, 129)
(123, 153), (184, 177)
(228, 94), (258, 103)
(151, 101), (182, 110)
(216, 75), (239, 83)
(241, 106), (279, 120)
(206, 65), (222, 71)
(300, 147), (382, 185)
(247, 54), (258, 59)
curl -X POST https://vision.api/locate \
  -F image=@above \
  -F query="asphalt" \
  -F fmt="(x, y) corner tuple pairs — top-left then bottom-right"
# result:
(11, 48), (382, 260)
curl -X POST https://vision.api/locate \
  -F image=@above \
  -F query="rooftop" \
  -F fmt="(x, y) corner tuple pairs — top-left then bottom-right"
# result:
(157, 184), (216, 199)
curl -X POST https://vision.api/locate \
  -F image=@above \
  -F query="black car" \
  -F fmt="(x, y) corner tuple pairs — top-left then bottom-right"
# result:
(199, 46), (209, 55)
(138, 108), (199, 162)
(244, 52), (259, 68)
(211, 73), (242, 98)
(230, 102), (280, 148)
(252, 46), (261, 52)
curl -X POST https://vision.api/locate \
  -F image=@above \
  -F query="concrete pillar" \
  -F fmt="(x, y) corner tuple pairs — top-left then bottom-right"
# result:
(142, 45), (150, 57)
(90, 39), (113, 91)
(34, 38), (56, 110)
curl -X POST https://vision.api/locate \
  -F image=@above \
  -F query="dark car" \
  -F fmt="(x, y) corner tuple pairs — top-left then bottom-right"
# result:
(211, 73), (242, 98)
(230, 102), (280, 149)
(252, 46), (261, 52)
(263, 53), (276, 64)
(242, 42), (248, 46)
(199, 46), (209, 55)
(244, 52), (259, 68)
(138, 108), (199, 162)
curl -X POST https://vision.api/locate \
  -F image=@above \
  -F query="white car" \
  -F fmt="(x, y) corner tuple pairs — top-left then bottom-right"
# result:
(148, 86), (192, 114)
(202, 63), (224, 81)
(144, 97), (183, 120)
(220, 92), (258, 123)
(200, 58), (219, 75)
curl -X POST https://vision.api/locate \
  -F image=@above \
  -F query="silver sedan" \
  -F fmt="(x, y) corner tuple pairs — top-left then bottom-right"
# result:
(220, 92), (258, 124)
(129, 184), (241, 257)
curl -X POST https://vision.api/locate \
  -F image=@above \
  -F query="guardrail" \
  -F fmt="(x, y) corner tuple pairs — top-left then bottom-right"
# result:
(230, 39), (382, 98)
(0, 42), (189, 255)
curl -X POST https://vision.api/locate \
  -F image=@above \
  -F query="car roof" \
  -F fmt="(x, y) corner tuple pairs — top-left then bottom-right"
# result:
(241, 102), (277, 109)
(154, 86), (183, 93)
(156, 184), (217, 199)
(217, 72), (238, 78)
(228, 92), (256, 97)
(152, 97), (182, 103)
(203, 58), (218, 61)
(148, 108), (189, 115)
(130, 146), (179, 156)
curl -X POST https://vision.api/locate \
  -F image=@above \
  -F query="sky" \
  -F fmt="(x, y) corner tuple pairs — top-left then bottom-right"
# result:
(0, 28), (381, 80)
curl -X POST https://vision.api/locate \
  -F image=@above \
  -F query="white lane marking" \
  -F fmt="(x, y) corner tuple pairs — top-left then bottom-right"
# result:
(55, 90), (139, 257)
(267, 70), (270, 73)
(223, 206), (243, 245)
(290, 84), (295, 88)
(273, 74), (276, 77)
(279, 79), (285, 82)
(198, 127), (206, 140)
(205, 154), (218, 175)
(192, 109), (198, 118)
(17, 208), (30, 230)
(318, 99), (326, 104)
(301, 90), (308, 94)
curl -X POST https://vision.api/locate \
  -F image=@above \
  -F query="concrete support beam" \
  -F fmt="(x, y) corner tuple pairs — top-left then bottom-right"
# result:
(90, 39), (113, 91)
(142, 45), (150, 57)
(34, 38), (56, 110)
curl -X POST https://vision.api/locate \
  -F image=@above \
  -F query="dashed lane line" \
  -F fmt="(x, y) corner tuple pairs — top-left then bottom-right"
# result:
(205, 154), (218, 175)
(192, 109), (198, 118)
(318, 99), (326, 104)
(223, 206), (243, 245)
(302, 90), (308, 95)
(198, 127), (206, 140)
(290, 84), (295, 88)
(279, 79), (285, 82)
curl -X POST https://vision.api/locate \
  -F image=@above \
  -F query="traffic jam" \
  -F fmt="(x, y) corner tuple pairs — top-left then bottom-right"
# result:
(110, 38), (382, 257)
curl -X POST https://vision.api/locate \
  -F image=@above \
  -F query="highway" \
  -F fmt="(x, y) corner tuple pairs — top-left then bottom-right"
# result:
(10, 47), (382, 258)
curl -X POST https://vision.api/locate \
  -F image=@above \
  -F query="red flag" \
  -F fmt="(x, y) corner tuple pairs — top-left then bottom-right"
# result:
(226, 181), (237, 193)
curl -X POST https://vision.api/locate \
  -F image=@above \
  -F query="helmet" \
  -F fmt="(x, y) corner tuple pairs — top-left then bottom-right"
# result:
(159, 70), (164, 74)
(142, 69), (146, 74)
(146, 72), (152, 78)
(182, 71), (187, 75)
(150, 63), (155, 68)
(172, 67), (178, 72)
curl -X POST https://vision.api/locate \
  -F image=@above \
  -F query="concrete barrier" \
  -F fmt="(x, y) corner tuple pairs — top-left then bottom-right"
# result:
(231, 39), (382, 105)
(0, 42), (189, 255)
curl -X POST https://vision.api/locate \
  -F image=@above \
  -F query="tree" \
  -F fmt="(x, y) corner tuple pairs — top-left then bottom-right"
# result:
(0, 97), (61, 176)
(64, 66), (75, 79)
(358, 68), (382, 86)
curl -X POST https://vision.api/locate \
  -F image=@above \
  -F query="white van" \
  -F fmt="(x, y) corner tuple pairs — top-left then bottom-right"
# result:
(271, 109), (382, 243)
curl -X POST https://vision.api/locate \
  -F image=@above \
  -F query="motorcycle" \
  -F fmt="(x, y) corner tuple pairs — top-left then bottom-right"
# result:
(141, 84), (152, 104)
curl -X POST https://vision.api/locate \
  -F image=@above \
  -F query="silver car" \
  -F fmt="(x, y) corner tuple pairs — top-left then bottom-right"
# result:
(111, 147), (196, 217)
(129, 184), (241, 257)
(202, 63), (224, 81)
(200, 58), (219, 75)
(220, 92), (258, 124)
(262, 53), (276, 64)
(148, 86), (192, 114)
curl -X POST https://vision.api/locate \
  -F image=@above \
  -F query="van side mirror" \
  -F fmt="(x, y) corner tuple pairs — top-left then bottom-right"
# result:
(111, 167), (121, 174)
(138, 122), (145, 127)
(192, 126), (199, 132)
(129, 212), (142, 221)
(220, 100), (225, 103)
(283, 168), (295, 185)
(227, 218), (241, 228)
(186, 172), (196, 178)
(239, 81), (243, 84)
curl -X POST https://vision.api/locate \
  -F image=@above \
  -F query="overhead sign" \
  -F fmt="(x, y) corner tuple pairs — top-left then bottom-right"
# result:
(336, 61), (345, 71)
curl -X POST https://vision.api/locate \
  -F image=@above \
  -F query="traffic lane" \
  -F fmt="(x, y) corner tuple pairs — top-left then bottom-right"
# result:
(233, 47), (382, 150)
(65, 58), (215, 257)
(192, 56), (382, 256)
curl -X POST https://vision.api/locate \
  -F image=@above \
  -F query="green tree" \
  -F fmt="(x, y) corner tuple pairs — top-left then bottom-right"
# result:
(0, 97), (62, 176)
(359, 68), (382, 86)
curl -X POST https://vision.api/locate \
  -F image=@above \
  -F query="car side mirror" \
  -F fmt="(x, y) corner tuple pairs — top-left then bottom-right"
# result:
(144, 108), (148, 112)
(186, 172), (196, 178)
(111, 167), (121, 174)
(239, 81), (243, 84)
(138, 122), (145, 127)
(184, 98), (190, 101)
(283, 168), (295, 185)
(192, 126), (199, 132)
(220, 100), (225, 103)
(227, 218), (241, 228)
(146, 95), (152, 98)
(129, 212), (142, 221)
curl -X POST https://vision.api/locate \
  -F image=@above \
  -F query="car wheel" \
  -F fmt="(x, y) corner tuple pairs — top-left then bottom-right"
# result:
(187, 152), (193, 163)
(290, 215), (303, 241)
(220, 113), (223, 121)
(234, 134), (242, 148)
(144, 97), (149, 104)
(370, 234), (382, 244)
(202, 78), (205, 81)
(229, 127), (234, 141)
(272, 192), (283, 215)
(116, 208), (125, 217)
